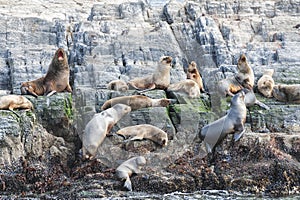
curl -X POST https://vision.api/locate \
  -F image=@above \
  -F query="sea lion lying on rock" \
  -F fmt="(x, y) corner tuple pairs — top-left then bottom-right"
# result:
(101, 95), (171, 111)
(116, 156), (146, 191)
(0, 95), (33, 116)
(116, 124), (168, 146)
(21, 77), (45, 97)
(128, 56), (173, 91)
(167, 79), (200, 98)
(200, 91), (247, 153)
(0, 95), (33, 111)
(257, 69), (275, 98)
(107, 80), (128, 92)
(272, 84), (300, 104)
(82, 104), (131, 159)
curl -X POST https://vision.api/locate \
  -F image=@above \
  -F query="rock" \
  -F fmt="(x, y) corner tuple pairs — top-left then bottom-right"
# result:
(0, 0), (299, 198)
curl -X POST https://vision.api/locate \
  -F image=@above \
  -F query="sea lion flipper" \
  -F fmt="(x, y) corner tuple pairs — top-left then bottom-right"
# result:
(234, 128), (245, 142)
(256, 101), (270, 110)
(124, 177), (132, 191)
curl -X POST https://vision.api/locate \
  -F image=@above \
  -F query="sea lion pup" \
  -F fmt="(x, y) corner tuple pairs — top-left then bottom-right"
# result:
(257, 69), (275, 98)
(20, 76), (45, 97)
(243, 88), (270, 110)
(167, 79), (200, 98)
(107, 80), (128, 92)
(82, 104), (131, 159)
(127, 56), (173, 91)
(43, 48), (72, 96)
(0, 95), (33, 116)
(186, 61), (205, 92)
(200, 91), (247, 153)
(101, 95), (171, 111)
(116, 156), (146, 191)
(272, 84), (300, 104)
(218, 54), (254, 96)
(116, 124), (168, 146)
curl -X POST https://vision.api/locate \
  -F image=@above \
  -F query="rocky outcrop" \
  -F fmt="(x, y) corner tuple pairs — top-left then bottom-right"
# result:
(0, 0), (299, 198)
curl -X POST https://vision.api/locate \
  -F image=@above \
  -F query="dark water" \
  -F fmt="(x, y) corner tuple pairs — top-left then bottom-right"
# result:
(100, 190), (300, 200)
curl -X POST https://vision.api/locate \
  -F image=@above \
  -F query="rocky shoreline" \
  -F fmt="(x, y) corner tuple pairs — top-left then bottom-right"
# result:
(0, 0), (299, 198)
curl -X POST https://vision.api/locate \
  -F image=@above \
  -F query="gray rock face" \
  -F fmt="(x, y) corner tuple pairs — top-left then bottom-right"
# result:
(0, 0), (299, 198)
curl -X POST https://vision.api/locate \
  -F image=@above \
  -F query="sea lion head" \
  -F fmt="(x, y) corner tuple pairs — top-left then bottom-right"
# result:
(231, 90), (245, 106)
(52, 48), (68, 69)
(20, 82), (38, 97)
(112, 103), (131, 115)
(160, 56), (173, 65)
(135, 156), (146, 166)
(259, 79), (274, 98)
(159, 99), (171, 107)
(272, 85), (286, 101)
(237, 54), (249, 73)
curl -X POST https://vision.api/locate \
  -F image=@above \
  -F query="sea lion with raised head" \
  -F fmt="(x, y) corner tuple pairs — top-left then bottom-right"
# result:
(82, 104), (131, 159)
(186, 61), (205, 92)
(218, 54), (254, 96)
(243, 88), (270, 110)
(272, 84), (300, 104)
(107, 80), (128, 92)
(167, 79), (200, 98)
(116, 156), (146, 191)
(128, 56), (172, 91)
(200, 91), (247, 153)
(43, 48), (72, 96)
(116, 124), (168, 146)
(101, 95), (171, 111)
(0, 95), (33, 115)
(20, 76), (45, 97)
(257, 69), (275, 98)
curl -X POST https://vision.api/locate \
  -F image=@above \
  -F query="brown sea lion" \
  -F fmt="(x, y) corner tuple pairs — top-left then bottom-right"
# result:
(257, 69), (275, 98)
(272, 84), (300, 104)
(186, 61), (205, 92)
(82, 104), (131, 159)
(116, 124), (168, 146)
(43, 48), (72, 96)
(101, 95), (171, 111)
(107, 80), (128, 92)
(0, 95), (33, 112)
(218, 54), (254, 96)
(116, 156), (146, 191)
(128, 56), (172, 90)
(20, 76), (45, 97)
(167, 79), (200, 98)
(200, 91), (247, 153)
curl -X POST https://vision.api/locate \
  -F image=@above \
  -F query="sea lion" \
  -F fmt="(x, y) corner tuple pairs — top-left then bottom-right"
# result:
(257, 69), (275, 98)
(101, 95), (171, 111)
(0, 95), (33, 113)
(235, 54), (254, 89)
(243, 88), (270, 110)
(218, 54), (254, 96)
(116, 156), (146, 191)
(128, 56), (172, 91)
(272, 84), (300, 104)
(200, 91), (247, 153)
(43, 48), (72, 96)
(107, 80), (128, 92)
(186, 61), (205, 92)
(82, 104), (131, 159)
(116, 124), (168, 146)
(167, 79), (200, 98)
(20, 77), (45, 97)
